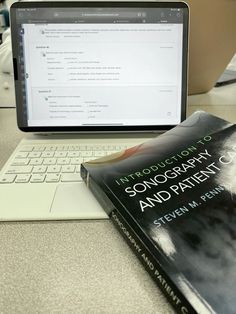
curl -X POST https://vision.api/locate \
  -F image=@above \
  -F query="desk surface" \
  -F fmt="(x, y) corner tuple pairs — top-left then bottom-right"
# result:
(1, 84), (236, 313)
(0, 109), (174, 314)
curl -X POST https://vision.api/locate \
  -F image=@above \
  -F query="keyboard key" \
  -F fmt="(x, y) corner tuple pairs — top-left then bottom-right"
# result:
(45, 174), (60, 183)
(56, 146), (68, 151)
(45, 146), (57, 151)
(12, 159), (29, 166)
(15, 174), (31, 183)
(41, 151), (54, 158)
(115, 145), (126, 150)
(0, 174), (16, 183)
(30, 174), (46, 183)
(70, 158), (83, 165)
(29, 159), (43, 166)
(57, 158), (70, 165)
(79, 146), (87, 151)
(54, 151), (67, 158)
(32, 166), (47, 173)
(68, 151), (80, 157)
(28, 152), (42, 158)
(43, 158), (57, 165)
(15, 152), (29, 158)
(33, 146), (45, 152)
(94, 151), (106, 157)
(81, 151), (93, 157)
(61, 173), (82, 182)
(47, 165), (61, 173)
(103, 145), (114, 151)
(68, 145), (80, 151)
(93, 145), (104, 151)
(61, 165), (75, 173)
(6, 166), (33, 174)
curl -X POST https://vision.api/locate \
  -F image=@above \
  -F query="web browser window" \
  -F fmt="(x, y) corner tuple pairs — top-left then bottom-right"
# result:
(15, 7), (185, 127)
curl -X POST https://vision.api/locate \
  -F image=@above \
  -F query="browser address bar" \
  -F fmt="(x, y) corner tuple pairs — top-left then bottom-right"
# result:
(53, 12), (146, 18)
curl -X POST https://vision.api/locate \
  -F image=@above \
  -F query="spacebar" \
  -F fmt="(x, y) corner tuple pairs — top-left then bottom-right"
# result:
(61, 174), (82, 182)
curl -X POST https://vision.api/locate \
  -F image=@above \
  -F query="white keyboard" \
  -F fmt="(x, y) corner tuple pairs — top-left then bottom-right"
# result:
(0, 144), (127, 184)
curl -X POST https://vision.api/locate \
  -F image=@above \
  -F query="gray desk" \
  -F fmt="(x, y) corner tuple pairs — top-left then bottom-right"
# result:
(1, 84), (236, 313)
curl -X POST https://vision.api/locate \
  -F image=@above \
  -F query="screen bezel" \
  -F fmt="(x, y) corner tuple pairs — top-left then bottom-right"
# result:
(10, 1), (189, 133)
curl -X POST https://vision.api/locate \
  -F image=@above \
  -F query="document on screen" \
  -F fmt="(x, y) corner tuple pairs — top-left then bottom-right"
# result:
(22, 23), (183, 126)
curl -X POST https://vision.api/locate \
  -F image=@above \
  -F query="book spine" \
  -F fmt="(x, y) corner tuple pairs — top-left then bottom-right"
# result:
(81, 165), (197, 314)
(81, 164), (116, 215)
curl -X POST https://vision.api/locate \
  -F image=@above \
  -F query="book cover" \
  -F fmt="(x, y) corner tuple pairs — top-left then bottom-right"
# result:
(81, 111), (236, 314)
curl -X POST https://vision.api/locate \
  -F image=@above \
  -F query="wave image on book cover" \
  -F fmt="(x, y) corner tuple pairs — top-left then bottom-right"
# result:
(81, 111), (236, 314)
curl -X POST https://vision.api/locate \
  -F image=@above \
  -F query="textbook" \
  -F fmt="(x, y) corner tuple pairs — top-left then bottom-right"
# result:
(81, 111), (236, 314)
